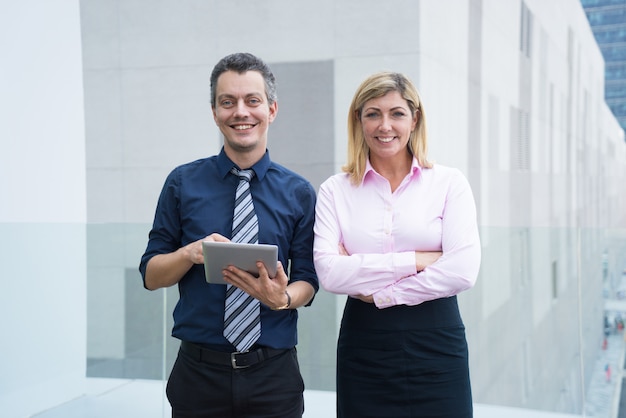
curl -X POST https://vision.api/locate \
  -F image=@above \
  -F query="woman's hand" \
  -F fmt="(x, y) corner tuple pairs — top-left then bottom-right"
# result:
(353, 294), (374, 303)
(415, 251), (442, 272)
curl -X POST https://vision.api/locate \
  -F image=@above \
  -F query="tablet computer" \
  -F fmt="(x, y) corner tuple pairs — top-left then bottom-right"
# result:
(202, 241), (278, 285)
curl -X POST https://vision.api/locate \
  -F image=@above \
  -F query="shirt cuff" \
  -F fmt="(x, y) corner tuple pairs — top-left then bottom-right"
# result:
(374, 286), (395, 308)
(373, 251), (416, 309)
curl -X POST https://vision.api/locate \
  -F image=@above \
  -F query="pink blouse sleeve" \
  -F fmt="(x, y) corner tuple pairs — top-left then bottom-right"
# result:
(313, 177), (417, 297)
(374, 169), (481, 308)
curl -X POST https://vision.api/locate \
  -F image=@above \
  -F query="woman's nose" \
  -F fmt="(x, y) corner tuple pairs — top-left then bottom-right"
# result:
(379, 115), (392, 131)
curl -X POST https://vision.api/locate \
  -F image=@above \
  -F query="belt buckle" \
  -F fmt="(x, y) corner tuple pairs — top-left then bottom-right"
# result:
(230, 351), (250, 369)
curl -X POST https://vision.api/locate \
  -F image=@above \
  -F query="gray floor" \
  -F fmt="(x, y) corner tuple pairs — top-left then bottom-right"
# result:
(30, 379), (597, 418)
(31, 380), (335, 418)
(32, 331), (624, 418)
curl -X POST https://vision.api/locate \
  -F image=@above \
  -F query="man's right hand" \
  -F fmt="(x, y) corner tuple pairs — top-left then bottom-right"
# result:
(144, 233), (230, 290)
(185, 233), (230, 265)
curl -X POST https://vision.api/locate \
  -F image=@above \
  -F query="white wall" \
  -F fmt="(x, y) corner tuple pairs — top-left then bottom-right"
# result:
(0, 1), (88, 416)
(31, 0), (626, 415)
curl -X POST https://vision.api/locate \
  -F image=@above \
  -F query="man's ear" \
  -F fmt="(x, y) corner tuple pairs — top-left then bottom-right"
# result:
(268, 101), (278, 123)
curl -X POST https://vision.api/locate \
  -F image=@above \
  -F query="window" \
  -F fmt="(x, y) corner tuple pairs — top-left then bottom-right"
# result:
(520, 2), (533, 58)
(552, 260), (558, 300)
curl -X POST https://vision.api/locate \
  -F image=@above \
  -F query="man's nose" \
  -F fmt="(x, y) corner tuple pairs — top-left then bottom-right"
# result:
(233, 100), (249, 117)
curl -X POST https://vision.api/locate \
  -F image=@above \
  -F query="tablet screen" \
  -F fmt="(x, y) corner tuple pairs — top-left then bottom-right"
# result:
(202, 241), (278, 285)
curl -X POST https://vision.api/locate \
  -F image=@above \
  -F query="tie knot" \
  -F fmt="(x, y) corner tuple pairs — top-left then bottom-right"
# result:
(231, 167), (255, 182)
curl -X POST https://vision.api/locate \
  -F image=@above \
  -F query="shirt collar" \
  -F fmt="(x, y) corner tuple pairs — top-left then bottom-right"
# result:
(361, 155), (423, 186)
(217, 147), (272, 180)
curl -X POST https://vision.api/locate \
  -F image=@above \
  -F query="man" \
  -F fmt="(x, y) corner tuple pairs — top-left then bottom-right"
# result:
(139, 52), (318, 418)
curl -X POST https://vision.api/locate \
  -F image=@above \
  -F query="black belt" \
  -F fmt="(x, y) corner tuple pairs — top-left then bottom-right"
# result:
(180, 341), (289, 369)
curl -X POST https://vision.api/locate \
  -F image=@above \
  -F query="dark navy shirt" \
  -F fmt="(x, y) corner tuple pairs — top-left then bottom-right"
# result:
(139, 148), (319, 351)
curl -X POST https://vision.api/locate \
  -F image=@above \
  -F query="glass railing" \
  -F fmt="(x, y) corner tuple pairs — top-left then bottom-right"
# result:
(17, 224), (626, 417)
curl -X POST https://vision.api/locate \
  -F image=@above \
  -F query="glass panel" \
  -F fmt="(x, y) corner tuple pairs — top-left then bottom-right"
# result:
(591, 26), (626, 44)
(601, 45), (626, 61)
(605, 100), (626, 116)
(606, 82), (626, 99)
(586, 8), (626, 26)
(606, 62), (626, 80)
(582, 0), (626, 7)
(24, 224), (626, 417)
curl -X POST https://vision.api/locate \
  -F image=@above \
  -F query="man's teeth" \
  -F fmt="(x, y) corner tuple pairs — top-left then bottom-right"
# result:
(378, 137), (395, 143)
(234, 125), (253, 130)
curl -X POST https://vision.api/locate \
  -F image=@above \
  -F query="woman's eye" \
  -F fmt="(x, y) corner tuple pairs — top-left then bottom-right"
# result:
(364, 112), (379, 118)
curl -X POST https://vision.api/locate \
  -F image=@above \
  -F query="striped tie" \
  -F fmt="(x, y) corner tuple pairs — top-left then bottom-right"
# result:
(223, 167), (261, 352)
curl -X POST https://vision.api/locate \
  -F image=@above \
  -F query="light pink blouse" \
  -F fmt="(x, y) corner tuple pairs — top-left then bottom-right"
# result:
(313, 157), (481, 309)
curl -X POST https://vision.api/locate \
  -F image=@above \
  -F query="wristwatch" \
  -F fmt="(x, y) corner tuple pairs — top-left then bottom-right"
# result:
(272, 291), (291, 310)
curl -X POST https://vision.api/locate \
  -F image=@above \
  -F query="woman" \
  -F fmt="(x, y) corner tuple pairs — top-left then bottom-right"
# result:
(313, 72), (481, 418)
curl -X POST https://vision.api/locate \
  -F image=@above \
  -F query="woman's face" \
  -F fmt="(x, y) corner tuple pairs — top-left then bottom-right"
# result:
(360, 90), (417, 162)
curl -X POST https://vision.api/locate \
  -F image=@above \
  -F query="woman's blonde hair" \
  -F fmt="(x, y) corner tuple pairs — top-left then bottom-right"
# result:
(343, 71), (431, 184)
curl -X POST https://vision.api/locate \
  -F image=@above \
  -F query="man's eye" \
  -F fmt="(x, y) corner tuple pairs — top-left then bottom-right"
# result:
(221, 100), (234, 107)
(248, 98), (261, 105)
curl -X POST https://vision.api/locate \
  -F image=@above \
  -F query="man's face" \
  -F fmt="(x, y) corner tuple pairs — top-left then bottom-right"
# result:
(212, 70), (277, 155)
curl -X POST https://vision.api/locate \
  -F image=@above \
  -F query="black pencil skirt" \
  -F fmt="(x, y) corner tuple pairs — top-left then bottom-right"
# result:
(336, 296), (473, 418)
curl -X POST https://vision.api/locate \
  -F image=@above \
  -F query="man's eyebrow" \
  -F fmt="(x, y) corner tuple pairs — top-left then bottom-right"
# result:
(216, 93), (235, 101)
(217, 92), (264, 101)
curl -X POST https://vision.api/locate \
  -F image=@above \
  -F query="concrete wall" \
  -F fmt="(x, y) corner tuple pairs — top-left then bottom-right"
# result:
(2, 0), (624, 416)
(0, 1), (88, 416)
(78, 1), (626, 413)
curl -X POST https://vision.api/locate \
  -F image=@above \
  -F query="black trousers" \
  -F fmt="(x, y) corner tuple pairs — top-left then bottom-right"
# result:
(167, 344), (304, 418)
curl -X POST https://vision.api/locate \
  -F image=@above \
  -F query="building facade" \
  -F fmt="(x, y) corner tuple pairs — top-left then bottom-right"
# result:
(3, 0), (626, 416)
(582, 0), (626, 135)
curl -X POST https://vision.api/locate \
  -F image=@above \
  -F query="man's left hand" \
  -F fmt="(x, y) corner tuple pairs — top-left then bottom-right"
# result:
(222, 261), (288, 309)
